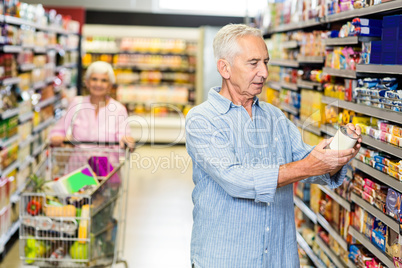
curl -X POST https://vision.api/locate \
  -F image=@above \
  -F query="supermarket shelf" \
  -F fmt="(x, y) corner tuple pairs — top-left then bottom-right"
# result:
(318, 185), (351, 211)
(349, 227), (394, 268)
(321, 96), (402, 125)
(35, 96), (58, 109)
(32, 117), (55, 133)
(324, 36), (379, 46)
(352, 159), (402, 193)
(294, 196), (317, 224)
(326, 0), (402, 23)
(267, 81), (281, 91)
(0, 160), (20, 178)
(281, 81), (298, 91)
(0, 107), (20, 120)
(316, 213), (348, 251)
(322, 67), (356, 79)
(31, 81), (47, 90)
(325, 36), (359, 46)
(19, 134), (35, 149)
(269, 59), (299, 68)
(282, 40), (299, 49)
(2, 15), (77, 35)
(297, 55), (325, 64)
(348, 260), (358, 268)
(295, 120), (322, 136)
(315, 236), (345, 268)
(112, 65), (196, 73)
(0, 219), (20, 254)
(20, 63), (36, 72)
(280, 104), (299, 115)
(33, 46), (47, 54)
(297, 79), (323, 90)
(1, 45), (22, 53)
(296, 232), (326, 268)
(356, 64), (402, 75)
(2, 77), (21, 86)
(351, 192), (399, 232)
(267, 19), (322, 34)
(361, 134), (402, 159)
(19, 112), (34, 123)
(0, 134), (19, 149)
(19, 155), (33, 171)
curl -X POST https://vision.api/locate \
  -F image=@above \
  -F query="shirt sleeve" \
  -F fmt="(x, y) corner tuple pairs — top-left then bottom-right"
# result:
(286, 117), (346, 188)
(186, 112), (278, 203)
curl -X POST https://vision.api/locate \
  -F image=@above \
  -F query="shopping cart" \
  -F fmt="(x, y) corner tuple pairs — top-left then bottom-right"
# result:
(19, 141), (130, 267)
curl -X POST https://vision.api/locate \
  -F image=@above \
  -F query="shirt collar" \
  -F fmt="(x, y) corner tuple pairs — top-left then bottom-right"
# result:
(208, 87), (261, 114)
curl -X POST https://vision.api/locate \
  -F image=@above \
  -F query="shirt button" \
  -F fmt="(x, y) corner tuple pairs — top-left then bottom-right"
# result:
(266, 227), (270, 231)
(265, 249), (268, 254)
(259, 151), (262, 155)
(267, 202), (270, 206)
(275, 137), (278, 141)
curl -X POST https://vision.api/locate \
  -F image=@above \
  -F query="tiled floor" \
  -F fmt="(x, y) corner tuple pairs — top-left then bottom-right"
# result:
(1, 145), (194, 268)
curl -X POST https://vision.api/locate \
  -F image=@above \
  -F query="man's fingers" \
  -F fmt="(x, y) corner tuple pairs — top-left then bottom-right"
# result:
(317, 137), (333, 150)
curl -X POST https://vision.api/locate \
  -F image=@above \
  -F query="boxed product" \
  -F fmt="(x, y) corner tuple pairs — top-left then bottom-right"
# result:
(386, 188), (401, 221)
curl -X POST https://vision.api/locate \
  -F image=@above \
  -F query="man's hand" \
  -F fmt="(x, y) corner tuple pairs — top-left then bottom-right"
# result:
(120, 136), (136, 152)
(50, 136), (65, 147)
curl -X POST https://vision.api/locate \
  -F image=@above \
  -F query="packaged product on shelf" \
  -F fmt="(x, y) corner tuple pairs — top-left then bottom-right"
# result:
(386, 188), (401, 221)
(0, 177), (10, 210)
(310, 184), (322, 213)
(386, 228), (401, 258)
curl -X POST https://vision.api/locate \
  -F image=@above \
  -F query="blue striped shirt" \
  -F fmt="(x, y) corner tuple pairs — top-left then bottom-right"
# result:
(185, 87), (347, 268)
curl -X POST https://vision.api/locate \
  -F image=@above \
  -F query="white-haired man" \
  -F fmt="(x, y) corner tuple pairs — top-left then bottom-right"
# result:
(185, 24), (361, 268)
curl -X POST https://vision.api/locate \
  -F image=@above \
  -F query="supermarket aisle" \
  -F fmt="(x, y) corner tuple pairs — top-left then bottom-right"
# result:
(1, 145), (194, 268)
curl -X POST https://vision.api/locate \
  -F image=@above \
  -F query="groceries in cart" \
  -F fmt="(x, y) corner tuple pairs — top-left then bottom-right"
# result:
(20, 145), (128, 267)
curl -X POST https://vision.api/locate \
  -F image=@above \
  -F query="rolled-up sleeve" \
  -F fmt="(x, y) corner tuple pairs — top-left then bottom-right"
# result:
(186, 112), (279, 203)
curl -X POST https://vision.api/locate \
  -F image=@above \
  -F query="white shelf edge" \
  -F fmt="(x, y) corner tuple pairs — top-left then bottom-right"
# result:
(20, 63), (36, 72)
(2, 77), (21, 86)
(321, 96), (402, 125)
(0, 219), (20, 254)
(324, 36), (359, 46)
(267, 81), (281, 91)
(297, 55), (325, 64)
(282, 40), (299, 49)
(297, 79), (323, 90)
(361, 134), (402, 159)
(352, 159), (402, 194)
(318, 185), (351, 211)
(35, 96), (57, 109)
(269, 59), (299, 68)
(315, 236), (346, 268)
(322, 67), (356, 79)
(296, 232), (326, 268)
(0, 160), (20, 178)
(280, 104), (299, 115)
(2, 45), (23, 53)
(320, 124), (337, 136)
(0, 134), (19, 149)
(19, 112), (34, 123)
(349, 227), (394, 268)
(19, 135), (35, 149)
(295, 120), (322, 136)
(294, 196), (317, 224)
(281, 81), (298, 91)
(31, 81), (47, 90)
(356, 64), (402, 75)
(32, 117), (55, 133)
(316, 213), (348, 251)
(351, 192), (399, 233)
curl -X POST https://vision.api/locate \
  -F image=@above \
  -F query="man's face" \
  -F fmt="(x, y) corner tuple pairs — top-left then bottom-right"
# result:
(228, 35), (269, 98)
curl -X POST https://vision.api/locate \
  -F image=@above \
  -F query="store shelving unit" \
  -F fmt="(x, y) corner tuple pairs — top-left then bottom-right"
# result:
(322, 96), (402, 124)
(267, 81), (281, 91)
(294, 196), (317, 224)
(269, 59), (299, 68)
(297, 55), (325, 64)
(316, 213), (348, 251)
(351, 192), (399, 233)
(281, 81), (298, 91)
(315, 236), (346, 268)
(265, 1), (402, 266)
(317, 185), (351, 211)
(322, 67), (356, 79)
(280, 103), (299, 115)
(349, 227), (394, 267)
(296, 232), (326, 268)
(0, 13), (80, 257)
(282, 40), (299, 49)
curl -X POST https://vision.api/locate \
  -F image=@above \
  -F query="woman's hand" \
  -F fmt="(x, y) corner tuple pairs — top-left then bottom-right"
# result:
(120, 136), (136, 152)
(50, 136), (66, 147)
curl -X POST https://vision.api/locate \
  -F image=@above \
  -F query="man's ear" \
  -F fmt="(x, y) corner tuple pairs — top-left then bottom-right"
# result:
(217, 59), (231, 79)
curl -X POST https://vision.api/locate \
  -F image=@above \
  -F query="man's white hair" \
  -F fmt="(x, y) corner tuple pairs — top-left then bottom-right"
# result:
(213, 24), (263, 65)
(85, 61), (116, 84)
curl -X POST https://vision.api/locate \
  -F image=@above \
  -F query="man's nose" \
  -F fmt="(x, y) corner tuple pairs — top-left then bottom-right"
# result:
(259, 64), (268, 79)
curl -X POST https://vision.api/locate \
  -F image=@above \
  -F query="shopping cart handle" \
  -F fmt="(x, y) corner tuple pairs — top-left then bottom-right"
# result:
(62, 140), (121, 146)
